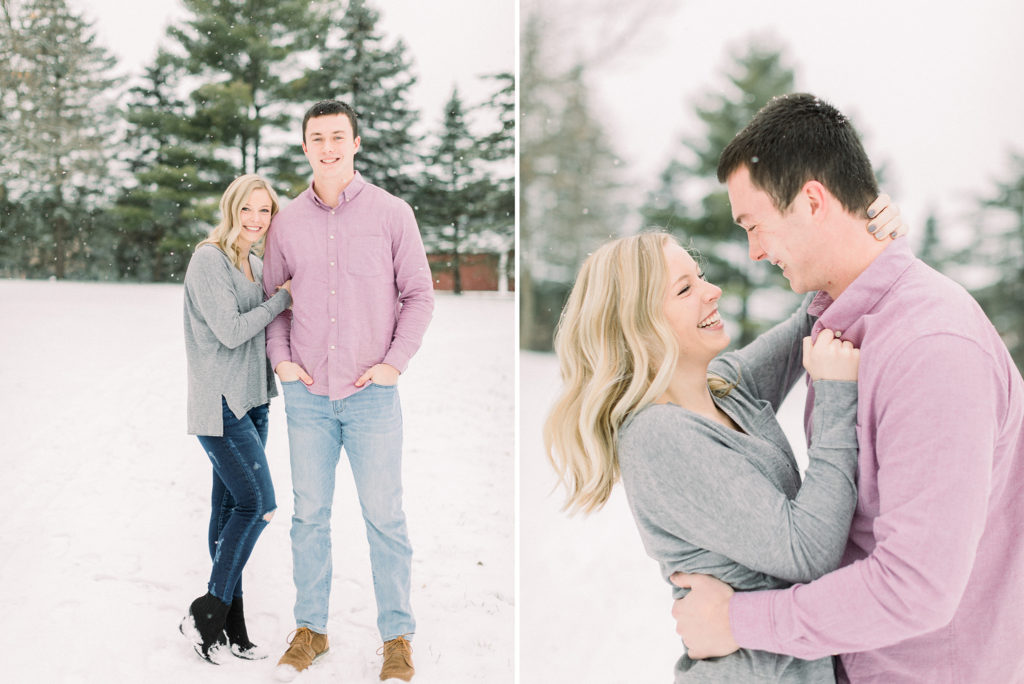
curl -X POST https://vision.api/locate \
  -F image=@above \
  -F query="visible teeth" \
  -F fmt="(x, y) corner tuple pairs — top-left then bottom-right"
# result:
(698, 312), (720, 328)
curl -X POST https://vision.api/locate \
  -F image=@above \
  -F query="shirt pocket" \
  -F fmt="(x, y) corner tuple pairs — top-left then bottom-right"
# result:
(346, 234), (389, 277)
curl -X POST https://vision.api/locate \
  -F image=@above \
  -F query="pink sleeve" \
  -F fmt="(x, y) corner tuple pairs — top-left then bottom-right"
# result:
(262, 220), (293, 371)
(381, 200), (434, 373)
(731, 333), (999, 658)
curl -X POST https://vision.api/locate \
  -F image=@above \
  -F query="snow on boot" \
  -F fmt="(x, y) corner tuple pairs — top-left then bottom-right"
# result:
(179, 592), (231, 663)
(224, 596), (267, 659)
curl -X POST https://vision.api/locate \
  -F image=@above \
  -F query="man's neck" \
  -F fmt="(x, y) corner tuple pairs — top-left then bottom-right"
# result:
(312, 171), (356, 208)
(820, 216), (893, 300)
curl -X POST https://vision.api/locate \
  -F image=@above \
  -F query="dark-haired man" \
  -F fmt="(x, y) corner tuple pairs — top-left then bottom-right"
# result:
(672, 93), (1024, 682)
(263, 100), (433, 682)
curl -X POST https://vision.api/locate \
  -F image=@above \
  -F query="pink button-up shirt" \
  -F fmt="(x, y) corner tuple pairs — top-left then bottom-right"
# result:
(730, 240), (1024, 682)
(262, 172), (434, 400)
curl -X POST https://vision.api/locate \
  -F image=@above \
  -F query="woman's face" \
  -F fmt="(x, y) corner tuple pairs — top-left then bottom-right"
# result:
(235, 187), (273, 247)
(661, 242), (730, 363)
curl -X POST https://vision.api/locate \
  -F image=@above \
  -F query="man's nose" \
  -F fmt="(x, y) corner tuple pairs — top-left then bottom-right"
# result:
(747, 233), (766, 261)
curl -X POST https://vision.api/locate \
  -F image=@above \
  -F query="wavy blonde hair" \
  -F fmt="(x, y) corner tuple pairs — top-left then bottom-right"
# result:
(197, 174), (281, 270)
(543, 231), (735, 514)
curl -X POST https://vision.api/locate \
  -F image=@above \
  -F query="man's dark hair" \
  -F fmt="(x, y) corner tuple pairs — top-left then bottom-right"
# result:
(302, 100), (359, 143)
(718, 93), (879, 215)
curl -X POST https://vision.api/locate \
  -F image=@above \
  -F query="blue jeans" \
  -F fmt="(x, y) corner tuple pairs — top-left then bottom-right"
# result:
(197, 400), (277, 604)
(281, 381), (414, 641)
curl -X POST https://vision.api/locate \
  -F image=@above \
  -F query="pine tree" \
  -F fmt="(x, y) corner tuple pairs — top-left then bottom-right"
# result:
(0, 0), (120, 279)
(641, 45), (798, 347)
(167, 0), (325, 177)
(114, 51), (234, 281)
(285, 0), (421, 197)
(963, 153), (1024, 371)
(520, 12), (626, 350)
(415, 85), (512, 295)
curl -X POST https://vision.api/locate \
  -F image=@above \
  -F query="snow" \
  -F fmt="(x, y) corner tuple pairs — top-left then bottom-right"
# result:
(0, 280), (513, 683)
(519, 350), (808, 683)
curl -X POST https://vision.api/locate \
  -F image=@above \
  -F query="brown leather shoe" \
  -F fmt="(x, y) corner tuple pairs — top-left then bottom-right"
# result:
(274, 627), (329, 681)
(378, 635), (415, 681)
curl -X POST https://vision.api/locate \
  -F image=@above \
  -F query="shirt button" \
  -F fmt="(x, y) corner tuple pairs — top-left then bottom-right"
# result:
(330, 345), (336, 350)
(330, 290), (335, 295)
(330, 318), (336, 323)
(329, 235), (335, 240)
(330, 261), (335, 267)
(330, 211), (335, 215)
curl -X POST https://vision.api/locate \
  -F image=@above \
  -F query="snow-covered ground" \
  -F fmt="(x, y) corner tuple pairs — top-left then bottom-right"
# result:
(0, 280), (513, 684)
(519, 350), (808, 683)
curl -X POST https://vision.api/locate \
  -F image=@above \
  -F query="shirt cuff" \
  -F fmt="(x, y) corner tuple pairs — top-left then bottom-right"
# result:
(730, 588), (779, 652)
(267, 344), (291, 372)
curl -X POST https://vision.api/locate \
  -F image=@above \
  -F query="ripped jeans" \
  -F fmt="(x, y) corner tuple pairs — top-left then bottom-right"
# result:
(197, 399), (277, 604)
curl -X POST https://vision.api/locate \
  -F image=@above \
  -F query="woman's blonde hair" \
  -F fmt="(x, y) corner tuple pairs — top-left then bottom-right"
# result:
(197, 174), (280, 269)
(543, 231), (734, 514)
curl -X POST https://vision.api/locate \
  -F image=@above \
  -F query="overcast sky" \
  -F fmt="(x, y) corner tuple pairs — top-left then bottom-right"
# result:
(529, 0), (1024, 242)
(71, 0), (515, 134)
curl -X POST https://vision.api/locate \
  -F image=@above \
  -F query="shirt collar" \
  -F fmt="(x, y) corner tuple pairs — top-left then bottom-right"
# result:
(809, 239), (917, 338)
(306, 171), (367, 210)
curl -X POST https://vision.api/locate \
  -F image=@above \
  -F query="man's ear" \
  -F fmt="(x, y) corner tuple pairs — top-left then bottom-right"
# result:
(802, 180), (829, 220)
(352, 136), (361, 155)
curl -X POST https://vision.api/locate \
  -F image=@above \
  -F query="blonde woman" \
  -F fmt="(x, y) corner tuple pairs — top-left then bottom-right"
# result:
(544, 224), (893, 682)
(179, 174), (292, 663)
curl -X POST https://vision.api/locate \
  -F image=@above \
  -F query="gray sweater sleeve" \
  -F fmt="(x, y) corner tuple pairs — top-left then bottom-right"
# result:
(620, 380), (859, 584)
(712, 293), (816, 412)
(185, 246), (292, 349)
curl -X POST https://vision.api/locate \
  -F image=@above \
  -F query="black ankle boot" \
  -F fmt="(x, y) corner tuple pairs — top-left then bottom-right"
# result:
(223, 596), (267, 659)
(180, 592), (231, 663)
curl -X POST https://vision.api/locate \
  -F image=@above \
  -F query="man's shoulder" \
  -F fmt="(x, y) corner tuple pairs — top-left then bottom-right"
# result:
(275, 190), (312, 222)
(867, 259), (1000, 364)
(880, 259), (983, 328)
(357, 180), (413, 213)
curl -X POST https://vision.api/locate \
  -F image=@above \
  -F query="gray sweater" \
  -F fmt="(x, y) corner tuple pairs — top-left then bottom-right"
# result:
(183, 244), (291, 436)
(618, 298), (858, 683)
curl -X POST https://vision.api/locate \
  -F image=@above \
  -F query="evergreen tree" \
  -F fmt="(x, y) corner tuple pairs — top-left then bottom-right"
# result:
(916, 210), (946, 271)
(417, 89), (476, 293)
(415, 85), (512, 294)
(285, 0), (421, 197)
(114, 51), (233, 281)
(168, 0), (325, 177)
(0, 0), (119, 279)
(963, 153), (1024, 371)
(521, 13), (625, 349)
(641, 44), (798, 347)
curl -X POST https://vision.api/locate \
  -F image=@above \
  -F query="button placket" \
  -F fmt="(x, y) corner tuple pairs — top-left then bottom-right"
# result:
(327, 208), (341, 366)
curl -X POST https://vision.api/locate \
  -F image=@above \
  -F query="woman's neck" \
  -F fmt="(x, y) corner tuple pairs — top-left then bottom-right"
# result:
(658, 364), (716, 414)
(658, 363), (740, 431)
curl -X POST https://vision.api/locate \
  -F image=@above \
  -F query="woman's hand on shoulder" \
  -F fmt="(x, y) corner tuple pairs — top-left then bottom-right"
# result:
(802, 329), (859, 382)
(866, 193), (906, 241)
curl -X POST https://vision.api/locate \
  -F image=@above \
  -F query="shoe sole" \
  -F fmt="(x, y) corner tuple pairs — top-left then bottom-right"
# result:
(274, 648), (329, 682)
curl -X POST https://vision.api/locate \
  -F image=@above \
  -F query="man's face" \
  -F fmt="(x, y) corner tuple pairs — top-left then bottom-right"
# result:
(302, 113), (360, 182)
(726, 165), (820, 294)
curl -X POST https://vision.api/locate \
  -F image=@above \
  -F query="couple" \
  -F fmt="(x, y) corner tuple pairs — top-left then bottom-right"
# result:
(180, 100), (434, 682)
(546, 93), (1024, 682)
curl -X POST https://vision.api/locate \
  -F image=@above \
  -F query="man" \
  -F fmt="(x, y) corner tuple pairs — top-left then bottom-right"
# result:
(671, 93), (1024, 682)
(263, 100), (434, 682)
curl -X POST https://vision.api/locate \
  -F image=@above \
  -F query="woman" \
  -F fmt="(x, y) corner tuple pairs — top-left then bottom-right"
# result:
(544, 229), (869, 682)
(179, 174), (292, 663)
